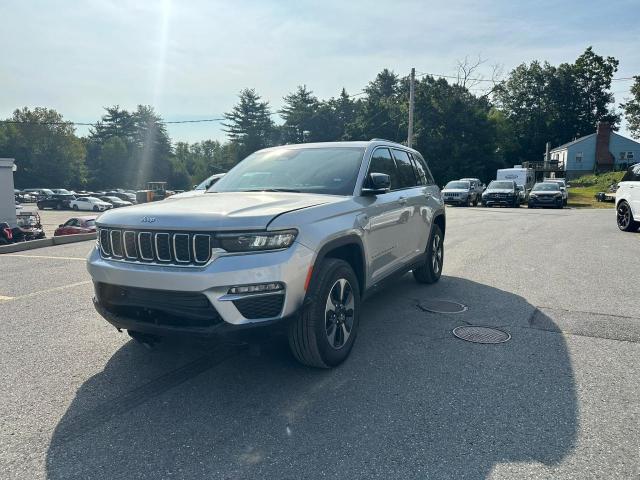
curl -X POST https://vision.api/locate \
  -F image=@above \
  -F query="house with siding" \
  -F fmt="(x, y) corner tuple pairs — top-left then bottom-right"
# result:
(548, 123), (640, 179)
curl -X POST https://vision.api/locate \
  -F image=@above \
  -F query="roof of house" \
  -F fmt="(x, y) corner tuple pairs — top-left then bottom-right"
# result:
(550, 133), (596, 152)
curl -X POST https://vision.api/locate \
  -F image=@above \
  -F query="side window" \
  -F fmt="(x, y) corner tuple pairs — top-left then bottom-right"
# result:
(409, 153), (428, 186)
(413, 153), (435, 185)
(391, 149), (418, 189)
(367, 148), (399, 190)
(64, 219), (78, 227)
(622, 164), (640, 182)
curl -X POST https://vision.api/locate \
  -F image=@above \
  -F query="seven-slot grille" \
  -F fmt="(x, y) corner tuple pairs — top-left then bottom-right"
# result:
(444, 192), (461, 198)
(99, 228), (214, 266)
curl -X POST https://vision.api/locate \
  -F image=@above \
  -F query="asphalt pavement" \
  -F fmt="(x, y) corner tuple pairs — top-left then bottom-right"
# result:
(0, 206), (638, 479)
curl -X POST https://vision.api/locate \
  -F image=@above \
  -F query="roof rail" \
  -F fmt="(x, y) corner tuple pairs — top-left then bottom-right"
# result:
(370, 138), (404, 144)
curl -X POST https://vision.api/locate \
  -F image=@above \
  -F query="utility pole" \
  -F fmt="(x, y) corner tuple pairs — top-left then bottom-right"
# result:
(407, 67), (415, 148)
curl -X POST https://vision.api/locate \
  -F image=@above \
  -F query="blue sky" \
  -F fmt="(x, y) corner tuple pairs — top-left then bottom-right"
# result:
(1, 0), (638, 142)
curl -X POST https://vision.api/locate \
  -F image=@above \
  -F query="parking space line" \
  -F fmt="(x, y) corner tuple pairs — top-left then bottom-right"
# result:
(2, 281), (92, 302)
(4, 254), (87, 261)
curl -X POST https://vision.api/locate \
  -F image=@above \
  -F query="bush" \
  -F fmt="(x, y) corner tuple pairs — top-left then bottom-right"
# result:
(570, 171), (625, 189)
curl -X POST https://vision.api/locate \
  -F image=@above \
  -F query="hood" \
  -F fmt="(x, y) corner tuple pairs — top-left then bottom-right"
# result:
(167, 190), (205, 200)
(96, 191), (338, 230)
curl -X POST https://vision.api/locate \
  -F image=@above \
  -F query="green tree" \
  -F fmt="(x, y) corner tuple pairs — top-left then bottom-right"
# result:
(622, 76), (640, 139)
(223, 89), (275, 160)
(353, 69), (404, 141)
(0, 107), (86, 188)
(280, 85), (320, 143)
(495, 47), (620, 164)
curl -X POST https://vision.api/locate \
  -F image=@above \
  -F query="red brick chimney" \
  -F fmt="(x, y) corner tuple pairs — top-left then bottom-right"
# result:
(595, 122), (614, 169)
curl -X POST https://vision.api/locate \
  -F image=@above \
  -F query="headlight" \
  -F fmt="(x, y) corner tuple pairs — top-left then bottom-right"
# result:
(529, 193), (537, 198)
(555, 193), (562, 198)
(217, 229), (297, 252)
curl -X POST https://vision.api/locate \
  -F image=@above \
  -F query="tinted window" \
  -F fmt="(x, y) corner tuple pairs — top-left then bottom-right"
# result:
(622, 163), (640, 182)
(367, 148), (399, 190)
(392, 149), (418, 188)
(410, 153), (427, 185)
(413, 153), (435, 185)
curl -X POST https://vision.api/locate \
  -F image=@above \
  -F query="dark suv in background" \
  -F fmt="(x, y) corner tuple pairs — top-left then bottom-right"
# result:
(37, 194), (76, 210)
(481, 180), (519, 207)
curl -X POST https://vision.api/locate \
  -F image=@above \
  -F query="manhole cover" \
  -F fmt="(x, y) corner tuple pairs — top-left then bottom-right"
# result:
(452, 326), (511, 344)
(418, 299), (467, 314)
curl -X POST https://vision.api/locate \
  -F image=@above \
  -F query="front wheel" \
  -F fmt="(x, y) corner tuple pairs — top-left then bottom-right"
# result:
(93, 206), (99, 212)
(473, 196), (478, 207)
(413, 224), (444, 284)
(288, 259), (360, 368)
(72, 204), (78, 211)
(617, 201), (639, 232)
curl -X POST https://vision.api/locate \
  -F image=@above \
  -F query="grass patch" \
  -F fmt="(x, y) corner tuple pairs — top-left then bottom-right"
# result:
(567, 171), (624, 208)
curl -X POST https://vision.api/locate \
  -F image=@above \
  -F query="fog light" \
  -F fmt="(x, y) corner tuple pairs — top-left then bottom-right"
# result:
(228, 282), (284, 295)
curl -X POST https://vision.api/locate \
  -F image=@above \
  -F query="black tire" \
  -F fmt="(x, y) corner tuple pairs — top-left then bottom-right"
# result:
(288, 259), (361, 368)
(473, 196), (478, 207)
(56, 203), (62, 210)
(514, 198), (520, 208)
(37, 203), (43, 210)
(617, 201), (639, 232)
(72, 204), (78, 211)
(93, 206), (99, 212)
(413, 224), (444, 284)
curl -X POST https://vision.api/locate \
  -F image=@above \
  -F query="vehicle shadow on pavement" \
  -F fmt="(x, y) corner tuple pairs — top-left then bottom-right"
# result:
(46, 275), (578, 480)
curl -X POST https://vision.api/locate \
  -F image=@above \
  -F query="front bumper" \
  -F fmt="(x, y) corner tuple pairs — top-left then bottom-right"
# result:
(482, 196), (516, 206)
(87, 241), (315, 334)
(443, 197), (468, 205)
(528, 196), (563, 207)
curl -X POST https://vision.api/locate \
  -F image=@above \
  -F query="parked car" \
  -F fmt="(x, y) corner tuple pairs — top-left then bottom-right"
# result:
(481, 180), (519, 207)
(616, 163), (640, 232)
(100, 196), (133, 208)
(51, 188), (75, 195)
(105, 191), (137, 203)
(543, 179), (569, 206)
(88, 140), (446, 368)
(528, 182), (563, 209)
(22, 188), (54, 200)
(55, 216), (97, 236)
(37, 194), (76, 210)
(441, 180), (479, 206)
(459, 177), (485, 197)
(169, 173), (226, 199)
(69, 196), (112, 212)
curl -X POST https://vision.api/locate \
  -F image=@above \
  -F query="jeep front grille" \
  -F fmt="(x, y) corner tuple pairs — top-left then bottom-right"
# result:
(98, 228), (215, 266)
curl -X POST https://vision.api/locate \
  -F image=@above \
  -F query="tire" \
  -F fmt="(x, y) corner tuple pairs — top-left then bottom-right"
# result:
(72, 204), (78, 211)
(465, 196), (471, 207)
(413, 224), (444, 284)
(37, 203), (43, 210)
(563, 198), (568, 207)
(93, 206), (99, 212)
(56, 203), (62, 210)
(288, 259), (361, 368)
(617, 201), (639, 232)
(513, 198), (520, 208)
(473, 196), (478, 207)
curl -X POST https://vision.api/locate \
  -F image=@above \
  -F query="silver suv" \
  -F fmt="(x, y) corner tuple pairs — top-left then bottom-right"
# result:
(88, 140), (446, 367)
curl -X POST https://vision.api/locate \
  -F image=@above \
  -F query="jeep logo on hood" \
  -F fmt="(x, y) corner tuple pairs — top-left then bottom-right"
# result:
(141, 216), (157, 223)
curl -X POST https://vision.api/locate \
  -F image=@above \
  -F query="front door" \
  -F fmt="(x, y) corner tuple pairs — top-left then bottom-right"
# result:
(360, 147), (414, 283)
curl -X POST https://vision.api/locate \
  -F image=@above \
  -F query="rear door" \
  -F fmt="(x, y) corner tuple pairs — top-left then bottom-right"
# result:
(629, 164), (640, 215)
(409, 151), (439, 252)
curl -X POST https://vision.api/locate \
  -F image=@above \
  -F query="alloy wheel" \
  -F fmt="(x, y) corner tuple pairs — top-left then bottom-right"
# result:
(617, 203), (631, 229)
(324, 278), (355, 349)
(432, 233), (443, 275)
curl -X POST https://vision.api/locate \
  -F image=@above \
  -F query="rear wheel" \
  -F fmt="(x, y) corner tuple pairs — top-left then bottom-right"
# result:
(472, 196), (478, 207)
(617, 201), (639, 232)
(288, 259), (360, 368)
(93, 206), (99, 212)
(72, 204), (78, 211)
(413, 224), (444, 284)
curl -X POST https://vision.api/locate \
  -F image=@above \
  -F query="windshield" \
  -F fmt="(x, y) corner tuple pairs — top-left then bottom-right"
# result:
(488, 181), (514, 189)
(211, 147), (365, 195)
(85, 219), (96, 227)
(445, 181), (470, 189)
(533, 183), (559, 191)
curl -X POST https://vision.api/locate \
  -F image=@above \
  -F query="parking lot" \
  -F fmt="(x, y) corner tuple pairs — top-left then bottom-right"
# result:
(1, 206), (638, 479)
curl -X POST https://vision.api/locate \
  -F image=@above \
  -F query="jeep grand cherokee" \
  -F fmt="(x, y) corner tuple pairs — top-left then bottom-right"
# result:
(88, 140), (446, 368)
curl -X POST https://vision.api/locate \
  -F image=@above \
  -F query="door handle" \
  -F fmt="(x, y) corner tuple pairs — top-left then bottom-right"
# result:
(398, 197), (407, 205)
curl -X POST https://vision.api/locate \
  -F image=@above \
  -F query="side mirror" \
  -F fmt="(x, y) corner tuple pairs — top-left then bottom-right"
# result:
(58, 224), (63, 228)
(362, 173), (391, 195)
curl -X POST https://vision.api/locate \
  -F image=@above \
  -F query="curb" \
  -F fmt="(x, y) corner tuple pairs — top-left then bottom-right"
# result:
(0, 233), (96, 254)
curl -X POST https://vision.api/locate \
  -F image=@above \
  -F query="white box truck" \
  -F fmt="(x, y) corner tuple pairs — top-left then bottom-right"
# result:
(496, 166), (535, 192)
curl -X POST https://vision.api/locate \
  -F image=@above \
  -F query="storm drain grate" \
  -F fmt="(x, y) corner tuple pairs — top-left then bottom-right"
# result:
(452, 326), (511, 344)
(418, 299), (468, 314)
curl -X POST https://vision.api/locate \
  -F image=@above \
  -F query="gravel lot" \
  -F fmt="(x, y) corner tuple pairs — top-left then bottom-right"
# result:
(1, 206), (638, 479)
